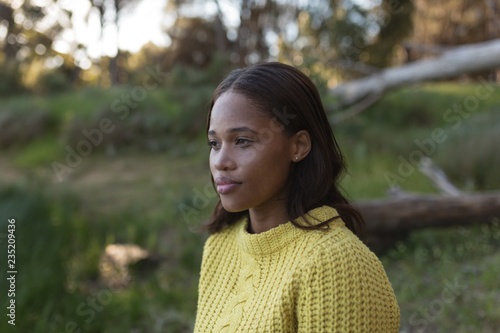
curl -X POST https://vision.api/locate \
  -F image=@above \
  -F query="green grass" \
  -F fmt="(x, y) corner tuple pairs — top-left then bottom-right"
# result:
(0, 184), (88, 332)
(14, 136), (61, 168)
(1, 81), (212, 168)
(384, 222), (500, 332)
(0, 176), (210, 333)
(359, 82), (500, 128)
(341, 149), (438, 199)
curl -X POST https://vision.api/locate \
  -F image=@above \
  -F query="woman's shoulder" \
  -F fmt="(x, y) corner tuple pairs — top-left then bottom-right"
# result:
(294, 222), (400, 332)
(295, 224), (396, 302)
(300, 223), (383, 273)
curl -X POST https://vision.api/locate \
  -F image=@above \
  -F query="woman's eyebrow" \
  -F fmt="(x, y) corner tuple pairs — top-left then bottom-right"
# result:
(208, 127), (258, 135)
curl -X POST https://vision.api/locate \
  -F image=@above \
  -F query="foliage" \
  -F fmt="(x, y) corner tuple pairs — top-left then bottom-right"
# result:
(435, 110), (500, 191)
(384, 222), (500, 332)
(0, 178), (206, 333)
(279, 0), (415, 82)
(353, 83), (500, 129)
(335, 83), (500, 194)
(166, 16), (233, 68)
(0, 183), (86, 332)
(162, 54), (230, 137)
(13, 135), (60, 168)
(36, 67), (75, 94)
(0, 106), (56, 149)
(0, 61), (25, 96)
(0, 0), (497, 95)
(1, 59), (228, 163)
(411, 0), (498, 46)
(364, 0), (414, 67)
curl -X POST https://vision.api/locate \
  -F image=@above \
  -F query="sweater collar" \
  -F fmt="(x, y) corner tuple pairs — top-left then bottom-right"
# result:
(235, 205), (341, 256)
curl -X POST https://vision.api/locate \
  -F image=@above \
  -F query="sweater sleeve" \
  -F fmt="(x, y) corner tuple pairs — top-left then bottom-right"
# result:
(296, 232), (400, 333)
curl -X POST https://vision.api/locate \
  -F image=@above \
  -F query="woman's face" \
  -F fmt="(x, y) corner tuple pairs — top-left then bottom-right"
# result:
(208, 91), (295, 213)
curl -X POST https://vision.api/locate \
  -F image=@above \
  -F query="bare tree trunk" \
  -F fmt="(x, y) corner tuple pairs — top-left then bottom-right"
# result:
(355, 158), (500, 251)
(213, 0), (227, 54)
(329, 39), (500, 110)
(358, 192), (500, 254)
(237, 0), (250, 66)
(359, 192), (500, 253)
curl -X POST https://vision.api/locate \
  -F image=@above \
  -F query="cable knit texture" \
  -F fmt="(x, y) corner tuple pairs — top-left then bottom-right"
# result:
(194, 206), (400, 332)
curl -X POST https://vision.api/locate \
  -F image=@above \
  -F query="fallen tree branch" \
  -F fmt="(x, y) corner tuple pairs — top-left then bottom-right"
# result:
(403, 42), (452, 56)
(356, 159), (496, 252)
(329, 92), (383, 125)
(418, 157), (463, 197)
(329, 39), (500, 110)
(326, 59), (381, 75)
(356, 192), (500, 235)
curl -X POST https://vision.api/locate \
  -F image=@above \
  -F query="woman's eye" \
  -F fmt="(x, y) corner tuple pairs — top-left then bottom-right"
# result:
(235, 138), (251, 146)
(208, 140), (220, 149)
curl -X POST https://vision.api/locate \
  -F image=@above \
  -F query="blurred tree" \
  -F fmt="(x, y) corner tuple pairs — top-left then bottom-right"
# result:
(0, 0), (75, 95)
(277, 0), (415, 84)
(125, 41), (165, 81)
(408, 0), (500, 58)
(411, 0), (499, 48)
(278, 1), (362, 82)
(0, 1), (16, 60)
(126, 42), (164, 69)
(0, 1), (22, 94)
(408, 0), (500, 79)
(162, 0), (417, 83)
(166, 16), (232, 68)
(0, 0), (68, 61)
(165, 0), (299, 67)
(234, 0), (281, 66)
(89, 0), (141, 85)
(363, 0), (414, 68)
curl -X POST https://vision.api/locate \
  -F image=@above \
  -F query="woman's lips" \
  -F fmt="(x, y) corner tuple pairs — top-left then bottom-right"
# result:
(215, 176), (242, 194)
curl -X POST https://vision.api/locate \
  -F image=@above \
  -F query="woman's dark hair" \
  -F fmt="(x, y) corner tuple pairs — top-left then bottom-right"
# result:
(205, 62), (365, 237)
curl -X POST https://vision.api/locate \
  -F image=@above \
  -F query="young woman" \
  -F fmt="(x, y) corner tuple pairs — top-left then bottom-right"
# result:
(194, 62), (400, 332)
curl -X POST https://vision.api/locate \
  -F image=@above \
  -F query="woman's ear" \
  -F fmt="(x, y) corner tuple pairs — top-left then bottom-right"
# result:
(291, 130), (311, 162)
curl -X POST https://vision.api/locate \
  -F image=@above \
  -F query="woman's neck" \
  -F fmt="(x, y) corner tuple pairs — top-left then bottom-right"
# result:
(247, 199), (288, 234)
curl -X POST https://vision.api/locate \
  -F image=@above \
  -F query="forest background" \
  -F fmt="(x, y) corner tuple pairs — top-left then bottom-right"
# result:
(0, 0), (499, 332)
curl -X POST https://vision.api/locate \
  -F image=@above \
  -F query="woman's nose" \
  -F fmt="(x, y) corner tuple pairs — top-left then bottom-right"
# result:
(212, 145), (236, 171)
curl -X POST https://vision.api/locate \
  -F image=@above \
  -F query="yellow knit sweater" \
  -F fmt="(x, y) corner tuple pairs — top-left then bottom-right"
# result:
(194, 206), (400, 332)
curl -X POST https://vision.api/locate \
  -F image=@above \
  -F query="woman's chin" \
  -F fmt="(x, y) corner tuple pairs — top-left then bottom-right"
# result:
(220, 200), (248, 213)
